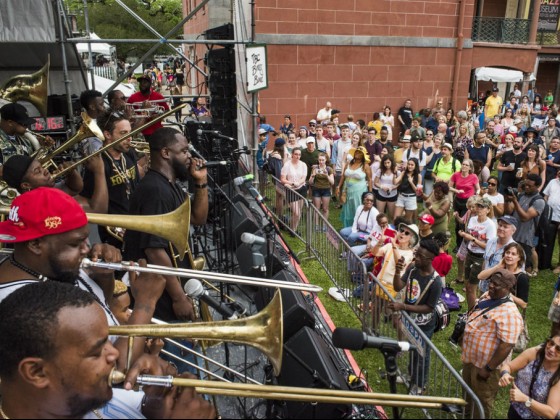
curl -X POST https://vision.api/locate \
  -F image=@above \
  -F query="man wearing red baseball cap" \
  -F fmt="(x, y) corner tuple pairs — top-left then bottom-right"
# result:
(0, 187), (167, 370)
(418, 213), (435, 241)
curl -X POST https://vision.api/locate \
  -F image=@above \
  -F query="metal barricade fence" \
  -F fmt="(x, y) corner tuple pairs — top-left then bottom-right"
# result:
(367, 277), (485, 419)
(258, 174), (483, 418)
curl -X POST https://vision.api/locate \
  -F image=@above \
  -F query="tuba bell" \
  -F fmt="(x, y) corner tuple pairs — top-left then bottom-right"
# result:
(0, 57), (49, 116)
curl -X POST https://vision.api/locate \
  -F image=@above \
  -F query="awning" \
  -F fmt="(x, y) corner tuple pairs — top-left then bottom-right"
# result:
(475, 67), (536, 83)
(87, 74), (136, 97)
(76, 33), (115, 56)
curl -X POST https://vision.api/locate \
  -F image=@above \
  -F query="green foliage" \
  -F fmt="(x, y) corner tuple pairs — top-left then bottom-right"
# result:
(64, 0), (183, 60)
(284, 204), (557, 418)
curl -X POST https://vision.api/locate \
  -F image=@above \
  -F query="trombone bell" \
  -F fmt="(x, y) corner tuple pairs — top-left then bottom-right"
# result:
(108, 289), (284, 375)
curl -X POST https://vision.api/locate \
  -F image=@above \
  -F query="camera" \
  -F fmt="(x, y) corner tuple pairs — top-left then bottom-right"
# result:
(449, 313), (467, 347)
(506, 187), (517, 196)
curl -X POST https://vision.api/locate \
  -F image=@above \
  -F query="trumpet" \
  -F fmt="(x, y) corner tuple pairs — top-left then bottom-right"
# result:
(81, 258), (322, 293)
(125, 99), (169, 119)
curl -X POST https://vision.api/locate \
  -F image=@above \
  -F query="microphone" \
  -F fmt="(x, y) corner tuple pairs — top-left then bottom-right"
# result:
(196, 129), (236, 141)
(188, 144), (205, 160)
(332, 327), (414, 353)
(233, 174), (263, 203)
(201, 161), (229, 168)
(184, 279), (237, 320)
(241, 232), (266, 245)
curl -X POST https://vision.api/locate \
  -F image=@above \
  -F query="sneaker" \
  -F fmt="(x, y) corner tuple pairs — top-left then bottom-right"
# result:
(409, 385), (423, 395)
(395, 374), (410, 384)
(328, 287), (346, 302)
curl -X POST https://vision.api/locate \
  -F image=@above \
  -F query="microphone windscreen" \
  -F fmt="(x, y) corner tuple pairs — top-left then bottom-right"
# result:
(332, 327), (365, 350)
(184, 278), (204, 297)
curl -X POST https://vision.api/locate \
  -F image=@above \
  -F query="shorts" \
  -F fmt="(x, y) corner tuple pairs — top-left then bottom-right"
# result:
(396, 193), (418, 211)
(312, 188), (331, 198)
(465, 252), (484, 284)
(375, 190), (398, 202)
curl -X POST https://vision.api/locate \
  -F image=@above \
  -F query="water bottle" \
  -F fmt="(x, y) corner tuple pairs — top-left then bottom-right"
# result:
(549, 154), (553, 161)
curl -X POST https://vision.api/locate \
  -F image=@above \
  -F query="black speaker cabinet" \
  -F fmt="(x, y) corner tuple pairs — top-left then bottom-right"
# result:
(277, 327), (351, 419)
(255, 270), (315, 340)
(228, 201), (260, 247)
(235, 236), (287, 278)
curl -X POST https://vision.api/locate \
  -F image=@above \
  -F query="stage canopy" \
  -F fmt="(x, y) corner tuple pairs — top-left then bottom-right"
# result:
(475, 67), (536, 83)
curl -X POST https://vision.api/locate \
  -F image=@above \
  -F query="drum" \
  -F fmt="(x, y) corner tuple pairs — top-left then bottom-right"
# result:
(434, 299), (450, 332)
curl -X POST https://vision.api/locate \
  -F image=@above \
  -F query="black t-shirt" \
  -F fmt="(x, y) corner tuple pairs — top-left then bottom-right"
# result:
(514, 272), (529, 304)
(398, 106), (413, 129)
(401, 266), (442, 310)
(300, 149), (320, 180)
(500, 150), (527, 189)
(545, 149), (560, 182)
(123, 169), (188, 322)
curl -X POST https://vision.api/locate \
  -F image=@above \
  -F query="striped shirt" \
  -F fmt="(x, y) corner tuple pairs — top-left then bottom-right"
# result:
(461, 297), (523, 369)
(83, 389), (145, 419)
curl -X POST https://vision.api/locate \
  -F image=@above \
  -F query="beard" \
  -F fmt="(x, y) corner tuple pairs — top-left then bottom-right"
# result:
(65, 393), (109, 418)
(172, 156), (190, 182)
(49, 255), (80, 284)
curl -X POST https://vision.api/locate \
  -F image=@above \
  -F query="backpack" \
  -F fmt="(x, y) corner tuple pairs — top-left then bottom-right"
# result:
(528, 194), (553, 243)
(433, 156), (459, 175)
(405, 148), (424, 163)
(440, 286), (461, 311)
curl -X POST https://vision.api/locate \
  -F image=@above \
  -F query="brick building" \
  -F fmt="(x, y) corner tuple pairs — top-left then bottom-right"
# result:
(183, 0), (560, 139)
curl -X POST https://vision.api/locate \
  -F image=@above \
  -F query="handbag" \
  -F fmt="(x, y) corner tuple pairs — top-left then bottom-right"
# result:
(514, 309), (530, 353)
(441, 286), (461, 311)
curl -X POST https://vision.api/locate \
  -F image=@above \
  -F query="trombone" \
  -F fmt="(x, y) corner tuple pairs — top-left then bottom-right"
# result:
(50, 103), (187, 179)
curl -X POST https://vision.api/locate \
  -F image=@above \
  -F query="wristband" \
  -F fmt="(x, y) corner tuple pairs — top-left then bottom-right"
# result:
(194, 183), (208, 189)
(500, 370), (510, 377)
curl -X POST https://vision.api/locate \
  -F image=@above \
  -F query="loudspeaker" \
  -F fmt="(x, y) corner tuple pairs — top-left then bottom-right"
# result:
(227, 201), (259, 247)
(255, 270), (315, 340)
(277, 327), (351, 419)
(204, 23), (234, 42)
(235, 233), (287, 278)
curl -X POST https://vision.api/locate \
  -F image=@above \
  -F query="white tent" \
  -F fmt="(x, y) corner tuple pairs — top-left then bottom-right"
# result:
(475, 67), (536, 83)
(87, 74), (136, 97)
(77, 33), (115, 56)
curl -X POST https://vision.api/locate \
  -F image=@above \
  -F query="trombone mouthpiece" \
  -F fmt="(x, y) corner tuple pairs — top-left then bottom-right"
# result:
(109, 369), (126, 387)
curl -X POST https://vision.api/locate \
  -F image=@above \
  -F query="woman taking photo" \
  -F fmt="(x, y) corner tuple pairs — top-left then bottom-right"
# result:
(518, 145), (546, 192)
(280, 148), (308, 235)
(309, 152), (334, 225)
(482, 175), (505, 222)
(370, 145), (392, 203)
(498, 335), (560, 419)
(374, 155), (399, 221)
(394, 157), (422, 222)
(449, 159), (480, 250)
(337, 146), (372, 228)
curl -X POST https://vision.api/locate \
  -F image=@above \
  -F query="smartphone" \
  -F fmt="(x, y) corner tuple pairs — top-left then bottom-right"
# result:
(482, 182), (488, 188)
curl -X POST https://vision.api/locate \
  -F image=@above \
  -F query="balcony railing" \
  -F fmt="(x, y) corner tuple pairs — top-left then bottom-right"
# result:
(472, 17), (530, 44)
(537, 30), (560, 46)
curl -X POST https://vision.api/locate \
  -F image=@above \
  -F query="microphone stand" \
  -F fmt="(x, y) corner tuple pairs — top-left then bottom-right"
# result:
(380, 345), (400, 420)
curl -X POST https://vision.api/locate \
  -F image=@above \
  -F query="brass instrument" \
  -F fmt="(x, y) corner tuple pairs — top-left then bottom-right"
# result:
(127, 375), (467, 409)
(109, 289), (284, 375)
(125, 99), (169, 119)
(0, 57), (49, 116)
(53, 104), (186, 179)
(35, 112), (104, 171)
(0, 181), (18, 207)
(130, 140), (150, 155)
(81, 258), (322, 293)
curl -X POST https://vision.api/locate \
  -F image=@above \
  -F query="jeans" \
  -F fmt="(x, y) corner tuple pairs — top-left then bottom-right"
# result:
(409, 317), (436, 389)
(340, 227), (368, 246)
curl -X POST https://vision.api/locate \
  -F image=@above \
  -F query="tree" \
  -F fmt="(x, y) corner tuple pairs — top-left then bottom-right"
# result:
(65, 0), (183, 61)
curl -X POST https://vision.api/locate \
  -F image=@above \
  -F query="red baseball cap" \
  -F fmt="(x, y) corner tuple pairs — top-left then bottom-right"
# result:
(0, 187), (87, 243)
(419, 214), (435, 225)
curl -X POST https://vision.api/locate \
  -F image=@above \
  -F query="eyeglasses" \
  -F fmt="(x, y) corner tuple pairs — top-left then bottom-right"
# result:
(546, 339), (560, 352)
(399, 228), (412, 235)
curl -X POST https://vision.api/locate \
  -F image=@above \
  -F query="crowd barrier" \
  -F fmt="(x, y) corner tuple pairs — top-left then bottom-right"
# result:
(258, 173), (485, 419)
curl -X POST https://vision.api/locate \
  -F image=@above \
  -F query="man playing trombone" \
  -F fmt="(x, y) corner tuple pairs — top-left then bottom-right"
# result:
(0, 281), (216, 419)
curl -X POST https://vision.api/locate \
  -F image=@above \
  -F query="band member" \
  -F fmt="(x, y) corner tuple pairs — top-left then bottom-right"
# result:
(0, 103), (41, 172)
(0, 187), (166, 370)
(0, 281), (215, 419)
(123, 126), (208, 324)
(1, 153), (108, 213)
(108, 89), (128, 113)
(127, 75), (169, 142)
(80, 111), (139, 245)
(79, 89), (106, 154)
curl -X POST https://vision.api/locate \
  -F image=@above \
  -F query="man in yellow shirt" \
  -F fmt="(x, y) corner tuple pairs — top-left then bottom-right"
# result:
(484, 87), (503, 121)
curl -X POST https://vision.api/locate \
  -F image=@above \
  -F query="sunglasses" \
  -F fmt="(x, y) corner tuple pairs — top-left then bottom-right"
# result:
(115, 96), (126, 101)
(547, 339), (560, 352)
(364, 198), (374, 202)
(426, 133), (434, 136)
(399, 228), (412, 235)
(488, 182), (497, 186)
(102, 111), (124, 131)
(309, 123), (316, 126)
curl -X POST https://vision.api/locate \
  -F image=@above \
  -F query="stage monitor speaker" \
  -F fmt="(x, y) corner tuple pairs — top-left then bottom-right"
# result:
(204, 23), (234, 41)
(227, 201), (260, 247)
(277, 327), (351, 419)
(255, 270), (315, 340)
(235, 232), (287, 278)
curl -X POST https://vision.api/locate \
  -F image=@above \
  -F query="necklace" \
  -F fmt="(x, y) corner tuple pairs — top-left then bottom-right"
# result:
(9, 255), (48, 281)
(104, 151), (132, 199)
(92, 409), (103, 419)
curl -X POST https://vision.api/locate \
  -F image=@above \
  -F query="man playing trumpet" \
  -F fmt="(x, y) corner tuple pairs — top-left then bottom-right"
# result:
(127, 75), (169, 142)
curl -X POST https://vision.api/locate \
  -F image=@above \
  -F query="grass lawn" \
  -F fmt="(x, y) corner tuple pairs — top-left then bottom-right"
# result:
(282, 202), (558, 419)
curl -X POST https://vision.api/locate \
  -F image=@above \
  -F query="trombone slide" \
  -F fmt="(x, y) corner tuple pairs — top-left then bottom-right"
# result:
(133, 375), (467, 409)
(81, 258), (322, 293)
